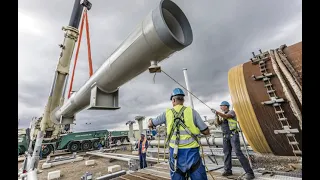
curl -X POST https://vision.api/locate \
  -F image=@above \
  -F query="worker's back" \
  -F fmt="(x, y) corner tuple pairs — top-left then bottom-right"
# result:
(165, 105), (208, 179)
(149, 88), (209, 179)
(166, 105), (201, 149)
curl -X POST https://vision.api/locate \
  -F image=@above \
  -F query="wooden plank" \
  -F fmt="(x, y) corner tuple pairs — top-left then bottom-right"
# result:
(120, 174), (141, 180)
(134, 172), (168, 180)
(208, 171), (243, 180)
(139, 169), (171, 179)
(118, 176), (131, 180)
(128, 174), (151, 180)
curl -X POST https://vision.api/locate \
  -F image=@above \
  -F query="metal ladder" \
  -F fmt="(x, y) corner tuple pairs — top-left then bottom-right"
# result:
(250, 50), (301, 156)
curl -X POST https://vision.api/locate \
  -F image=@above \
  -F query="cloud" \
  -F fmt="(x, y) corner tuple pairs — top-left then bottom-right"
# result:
(18, 0), (302, 133)
(18, 10), (43, 36)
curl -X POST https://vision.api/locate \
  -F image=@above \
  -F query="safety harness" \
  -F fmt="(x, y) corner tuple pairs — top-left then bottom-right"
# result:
(223, 111), (240, 139)
(165, 106), (202, 178)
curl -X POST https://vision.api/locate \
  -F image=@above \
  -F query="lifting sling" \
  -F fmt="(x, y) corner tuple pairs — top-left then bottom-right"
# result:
(68, 8), (93, 99)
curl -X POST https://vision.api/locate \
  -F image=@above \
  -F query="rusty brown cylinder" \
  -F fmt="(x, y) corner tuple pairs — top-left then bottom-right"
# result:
(228, 42), (302, 156)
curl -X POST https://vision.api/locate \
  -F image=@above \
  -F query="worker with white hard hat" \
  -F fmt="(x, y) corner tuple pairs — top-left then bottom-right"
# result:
(213, 101), (255, 179)
(148, 88), (210, 180)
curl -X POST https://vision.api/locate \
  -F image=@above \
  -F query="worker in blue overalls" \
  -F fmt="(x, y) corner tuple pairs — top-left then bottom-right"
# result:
(148, 88), (210, 180)
(136, 134), (148, 169)
(214, 101), (255, 180)
(39, 145), (45, 160)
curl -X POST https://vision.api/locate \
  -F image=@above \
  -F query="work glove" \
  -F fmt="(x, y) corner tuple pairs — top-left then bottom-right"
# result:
(211, 108), (217, 114)
(148, 118), (155, 129)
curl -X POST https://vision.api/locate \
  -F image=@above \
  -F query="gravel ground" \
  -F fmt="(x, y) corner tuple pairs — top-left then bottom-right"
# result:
(18, 151), (302, 179)
(251, 153), (302, 173)
(18, 150), (134, 180)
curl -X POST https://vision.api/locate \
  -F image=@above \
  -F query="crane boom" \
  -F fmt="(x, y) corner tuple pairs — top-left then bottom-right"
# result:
(25, 0), (92, 177)
(23, 0), (193, 179)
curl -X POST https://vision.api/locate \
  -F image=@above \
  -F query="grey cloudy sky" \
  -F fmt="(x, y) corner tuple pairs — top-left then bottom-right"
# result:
(18, 0), (302, 132)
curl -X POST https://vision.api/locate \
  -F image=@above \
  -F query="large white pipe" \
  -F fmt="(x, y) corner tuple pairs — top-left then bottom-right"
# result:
(86, 152), (131, 161)
(27, 131), (44, 171)
(132, 136), (248, 147)
(26, 170), (38, 180)
(52, 0), (193, 124)
(103, 153), (166, 162)
(86, 152), (165, 163)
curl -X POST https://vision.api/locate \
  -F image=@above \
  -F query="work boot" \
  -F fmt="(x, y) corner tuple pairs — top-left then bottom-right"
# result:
(244, 173), (255, 180)
(221, 171), (233, 176)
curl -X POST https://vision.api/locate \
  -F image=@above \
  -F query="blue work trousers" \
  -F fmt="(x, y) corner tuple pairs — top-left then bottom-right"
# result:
(39, 149), (42, 160)
(223, 132), (253, 174)
(169, 147), (208, 180)
(139, 153), (147, 169)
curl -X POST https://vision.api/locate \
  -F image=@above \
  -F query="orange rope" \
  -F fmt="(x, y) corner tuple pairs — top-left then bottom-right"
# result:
(67, 9), (94, 99)
(67, 9), (85, 99)
(84, 10), (93, 77)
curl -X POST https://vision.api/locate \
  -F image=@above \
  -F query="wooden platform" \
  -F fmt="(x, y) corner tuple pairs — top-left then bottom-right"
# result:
(112, 163), (302, 180)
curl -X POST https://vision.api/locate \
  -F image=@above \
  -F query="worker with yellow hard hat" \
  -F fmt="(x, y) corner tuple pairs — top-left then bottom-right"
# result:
(148, 88), (210, 180)
(213, 101), (255, 179)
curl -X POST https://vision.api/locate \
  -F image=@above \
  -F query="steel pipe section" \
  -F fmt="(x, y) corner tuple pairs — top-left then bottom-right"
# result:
(132, 136), (249, 147)
(86, 152), (132, 161)
(52, 0), (193, 124)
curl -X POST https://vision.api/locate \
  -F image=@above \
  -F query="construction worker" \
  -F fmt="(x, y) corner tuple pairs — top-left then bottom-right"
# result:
(136, 134), (148, 169)
(148, 88), (210, 180)
(39, 145), (45, 160)
(212, 101), (255, 180)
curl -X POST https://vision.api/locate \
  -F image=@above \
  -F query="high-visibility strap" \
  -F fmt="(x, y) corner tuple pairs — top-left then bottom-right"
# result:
(165, 106), (187, 146)
(166, 107), (201, 147)
(171, 106), (187, 120)
(170, 138), (195, 145)
(172, 130), (190, 135)
(178, 120), (200, 145)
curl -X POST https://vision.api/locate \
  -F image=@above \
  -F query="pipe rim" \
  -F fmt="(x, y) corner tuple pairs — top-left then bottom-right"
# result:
(154, 0), (193, 50)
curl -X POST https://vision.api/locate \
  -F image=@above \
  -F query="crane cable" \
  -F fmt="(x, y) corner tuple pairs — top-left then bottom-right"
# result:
(161, 70), (213, 111)
(67, 8), (93, 99)
(157, 69), (216, 180)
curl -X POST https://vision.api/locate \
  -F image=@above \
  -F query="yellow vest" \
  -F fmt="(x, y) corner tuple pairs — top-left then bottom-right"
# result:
(166, 105), (200, 149)
(227, 118), (239, 132)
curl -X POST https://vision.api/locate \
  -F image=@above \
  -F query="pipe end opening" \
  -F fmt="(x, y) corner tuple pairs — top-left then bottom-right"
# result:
(156, 0), (193, 50)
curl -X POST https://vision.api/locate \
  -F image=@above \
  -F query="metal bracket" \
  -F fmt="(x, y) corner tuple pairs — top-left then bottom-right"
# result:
(87, 85), (120, 110)
(251, 56), (269, 64)
(250, 50), (270, 64)
(261, 98), (285, 105)
(128, 158), (139, 171)
(274, 128), (299, 134)
(251, 73), (273, 80)
(148, 60), (161, 73)
(59, 116), (75, 125)
(80, 0), (92, 10)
